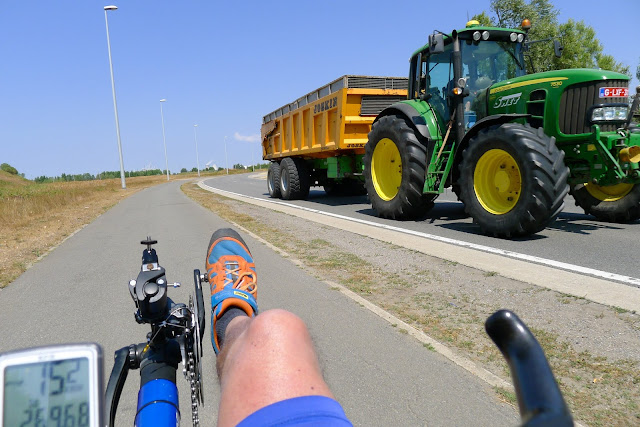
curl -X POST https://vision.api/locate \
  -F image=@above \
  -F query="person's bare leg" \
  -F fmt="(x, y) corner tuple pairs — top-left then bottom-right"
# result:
(216, 309), (334, 427)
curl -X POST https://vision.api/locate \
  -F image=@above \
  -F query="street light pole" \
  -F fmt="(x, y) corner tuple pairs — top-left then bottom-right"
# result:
(159, 99), (169, 181)
(193, 124), (200, 177)
(103, 5), (126, 189)
(224, 135), (229, 174)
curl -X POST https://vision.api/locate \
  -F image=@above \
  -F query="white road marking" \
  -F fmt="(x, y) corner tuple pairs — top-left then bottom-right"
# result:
(199, 181), (640, 288)
(198, 180), (640, 313)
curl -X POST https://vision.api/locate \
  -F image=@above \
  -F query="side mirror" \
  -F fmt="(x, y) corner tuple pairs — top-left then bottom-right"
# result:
(429, 33), (445, 54)
(554, 40), (564, 57)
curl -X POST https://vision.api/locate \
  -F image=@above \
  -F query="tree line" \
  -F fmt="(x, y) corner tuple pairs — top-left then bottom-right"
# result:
(33, 169), (165, 183)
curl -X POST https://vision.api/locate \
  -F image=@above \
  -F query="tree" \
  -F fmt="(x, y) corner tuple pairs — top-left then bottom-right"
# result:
(552, 20), (629, 75)
(180, 168), (188, 173)
(636, 58), (640, 82)
(191, 167), (198, 172)
(474, 0), (630, 75)
(1, 163), (18, 175)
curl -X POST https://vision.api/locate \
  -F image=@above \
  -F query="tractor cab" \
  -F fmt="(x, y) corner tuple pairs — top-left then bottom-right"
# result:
(409, 21), (527, 133)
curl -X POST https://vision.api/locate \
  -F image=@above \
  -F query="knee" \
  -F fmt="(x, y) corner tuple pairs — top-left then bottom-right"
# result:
(247, 309), (309, 344)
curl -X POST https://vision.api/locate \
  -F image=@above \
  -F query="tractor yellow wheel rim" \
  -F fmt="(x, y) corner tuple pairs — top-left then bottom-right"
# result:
(585, 183), (633, 202)
(474, 149), (522, 214)
(371, 138), (402, 201)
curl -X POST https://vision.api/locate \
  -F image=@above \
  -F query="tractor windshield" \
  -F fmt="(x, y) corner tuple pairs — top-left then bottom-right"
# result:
(415, 35), (526, 131)
(461, 40), (525, 86)
(461, 39), (526, 126)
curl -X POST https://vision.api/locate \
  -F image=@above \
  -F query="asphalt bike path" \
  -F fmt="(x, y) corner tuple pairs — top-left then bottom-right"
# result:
(0, 181), (517, 426)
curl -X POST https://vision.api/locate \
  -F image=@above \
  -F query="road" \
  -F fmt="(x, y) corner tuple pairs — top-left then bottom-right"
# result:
(0, 181), (518, 426)
(206, 172), (640, 284)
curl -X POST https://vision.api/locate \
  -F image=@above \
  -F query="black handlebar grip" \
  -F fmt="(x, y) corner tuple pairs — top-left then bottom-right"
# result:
(485, 310), (573, 427)
(105, 346), (131, 427)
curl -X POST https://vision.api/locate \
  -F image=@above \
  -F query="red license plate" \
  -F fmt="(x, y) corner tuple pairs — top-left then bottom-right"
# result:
(599, 87), (628, 98)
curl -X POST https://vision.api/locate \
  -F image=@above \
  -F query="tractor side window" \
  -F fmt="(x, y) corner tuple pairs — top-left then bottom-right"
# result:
(420, 58), (428, 95)
(409, 54), (420, 99)
(410, 52), (430, 100)
(427, 46), (453, 126)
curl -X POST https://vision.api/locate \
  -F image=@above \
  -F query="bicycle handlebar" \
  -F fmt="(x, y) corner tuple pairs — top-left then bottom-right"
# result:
(105, 238), (205, 427)
(486, 310), (573, 427)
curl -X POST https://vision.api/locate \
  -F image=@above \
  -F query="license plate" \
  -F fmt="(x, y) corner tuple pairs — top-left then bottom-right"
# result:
(599, 87), (628, 98)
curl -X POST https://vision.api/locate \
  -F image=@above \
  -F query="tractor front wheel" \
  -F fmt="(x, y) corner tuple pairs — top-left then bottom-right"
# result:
(570, 182), (640, 222)
(364, 115), (434, 219)
(458, 123), (569, 237)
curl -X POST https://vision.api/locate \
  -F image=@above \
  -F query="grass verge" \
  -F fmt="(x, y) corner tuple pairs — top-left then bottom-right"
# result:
(2, 173), (169, 287)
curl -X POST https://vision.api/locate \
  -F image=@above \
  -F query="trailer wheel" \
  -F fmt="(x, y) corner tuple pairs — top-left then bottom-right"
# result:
(364, 115), (433, 219)
(458, 123), (569, 237)
(280, 157), (310, 200)
(267, 162), (281, 198)
(570, 183), (640, 222)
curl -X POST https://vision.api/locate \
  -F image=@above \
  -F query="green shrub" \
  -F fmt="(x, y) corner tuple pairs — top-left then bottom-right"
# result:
(1, 163), (18, 175)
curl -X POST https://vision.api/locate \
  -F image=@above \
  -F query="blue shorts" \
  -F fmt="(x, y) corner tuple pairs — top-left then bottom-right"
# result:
(237, 395), (353, 426)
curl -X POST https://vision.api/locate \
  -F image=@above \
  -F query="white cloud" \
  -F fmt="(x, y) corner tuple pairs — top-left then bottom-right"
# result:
(234, 132), (260, 143)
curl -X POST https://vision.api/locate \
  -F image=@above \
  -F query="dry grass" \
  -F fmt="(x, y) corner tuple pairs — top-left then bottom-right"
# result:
(0, 169), (257, 288)
(0, 172), (169, 287)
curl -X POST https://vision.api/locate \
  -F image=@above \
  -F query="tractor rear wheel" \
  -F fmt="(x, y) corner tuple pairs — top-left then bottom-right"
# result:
(458, 123), (569, 237)
(267, 162), (281, 198)
(364, 115), (434, 219)
(279, 157), (310, 200)
(570, 183), (640, 222)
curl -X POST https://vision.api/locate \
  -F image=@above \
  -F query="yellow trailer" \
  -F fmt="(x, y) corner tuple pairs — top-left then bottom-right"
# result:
(262, 75), (407, 200)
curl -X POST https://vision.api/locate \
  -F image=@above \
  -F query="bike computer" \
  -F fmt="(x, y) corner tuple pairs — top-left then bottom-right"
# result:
(0, 343), (103, 427)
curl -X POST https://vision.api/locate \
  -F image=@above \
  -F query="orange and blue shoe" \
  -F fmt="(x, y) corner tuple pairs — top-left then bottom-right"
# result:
(205, 228), (258, 354)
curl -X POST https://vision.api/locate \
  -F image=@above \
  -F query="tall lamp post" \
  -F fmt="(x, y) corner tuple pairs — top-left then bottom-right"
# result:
(103, 5), (126, 189)
(159, 99), (169, 181)
(224, 135), (229, 174)
(193, 124), (200, 177)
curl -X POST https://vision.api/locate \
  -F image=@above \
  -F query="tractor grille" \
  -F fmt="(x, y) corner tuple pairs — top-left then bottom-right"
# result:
(559, 79), (628, 134)
(360, 95), (407, 115)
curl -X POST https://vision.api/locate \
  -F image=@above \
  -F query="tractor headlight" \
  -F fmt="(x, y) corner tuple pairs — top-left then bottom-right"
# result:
(482, 31), (490, 40)
(517, 33), (524, 42)
(590, 105), (628, 123)
(509, 32), (518, 42)
(473, 31), (481, 41)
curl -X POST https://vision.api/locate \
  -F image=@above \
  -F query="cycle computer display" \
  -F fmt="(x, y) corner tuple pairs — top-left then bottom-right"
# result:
(0, 343), (103, 427)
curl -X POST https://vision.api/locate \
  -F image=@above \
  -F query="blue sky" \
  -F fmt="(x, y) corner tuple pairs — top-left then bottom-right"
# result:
(1, 0), (638, 179)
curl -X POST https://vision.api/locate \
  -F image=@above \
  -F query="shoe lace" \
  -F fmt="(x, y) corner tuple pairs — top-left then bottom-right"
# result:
(224, 260), (256, 293)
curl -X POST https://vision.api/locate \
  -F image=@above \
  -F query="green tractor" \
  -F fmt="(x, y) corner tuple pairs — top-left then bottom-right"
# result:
(364, 20), (640, 237)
